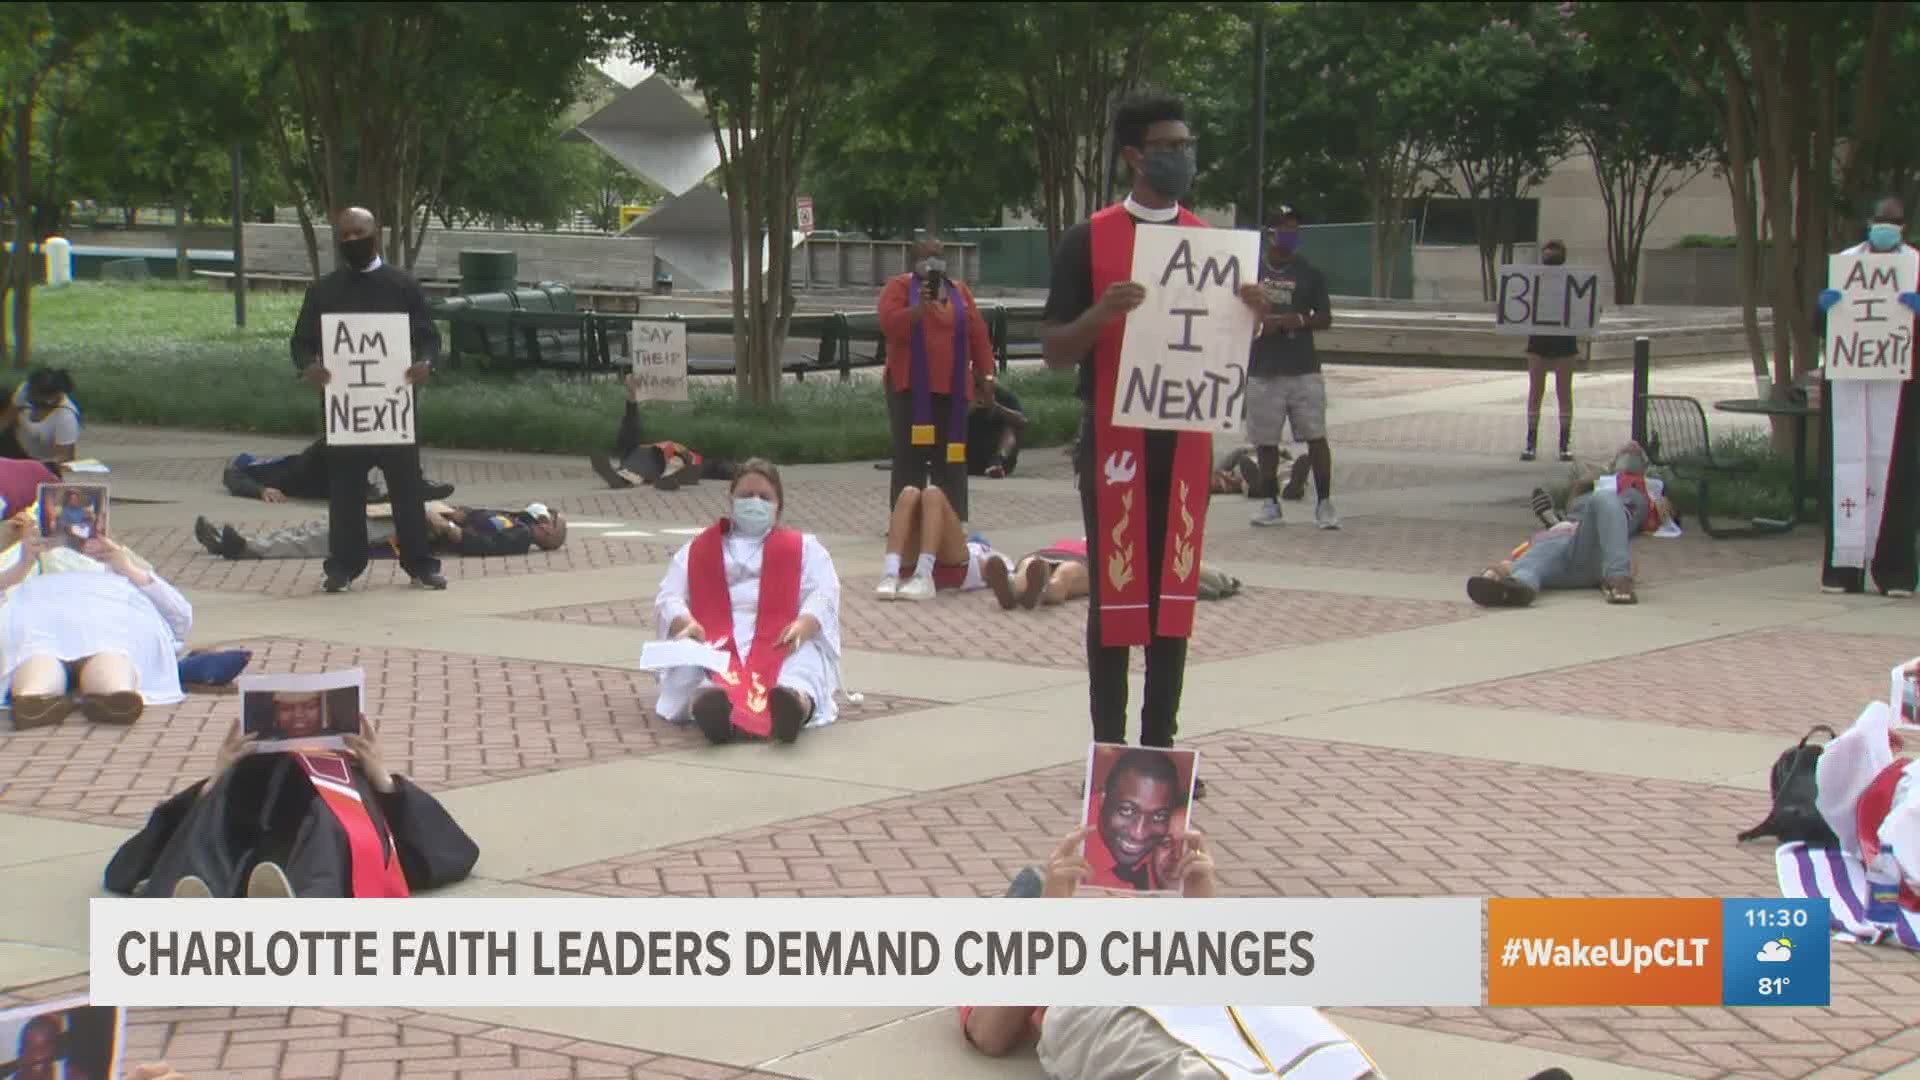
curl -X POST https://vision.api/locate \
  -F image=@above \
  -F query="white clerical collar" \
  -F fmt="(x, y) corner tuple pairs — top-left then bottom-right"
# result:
(363, 255), (385, 272)
(1123, 194), (1180, 223)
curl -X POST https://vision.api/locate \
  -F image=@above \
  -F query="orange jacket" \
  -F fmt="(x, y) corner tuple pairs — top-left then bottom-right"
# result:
(877, 274), (996, 397)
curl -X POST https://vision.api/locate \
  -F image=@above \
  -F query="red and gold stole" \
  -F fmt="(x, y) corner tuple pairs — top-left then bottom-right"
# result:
(1088, 202), (1213, 645)
(686, 520), (804, 738)
(295, 751), (410, 898)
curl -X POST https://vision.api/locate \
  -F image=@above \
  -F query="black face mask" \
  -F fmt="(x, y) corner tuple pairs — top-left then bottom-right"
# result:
(339, 236), (378, 271)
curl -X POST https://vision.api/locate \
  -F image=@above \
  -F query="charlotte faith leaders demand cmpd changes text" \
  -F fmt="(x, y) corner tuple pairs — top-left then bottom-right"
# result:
(117, 927), (1317, 980)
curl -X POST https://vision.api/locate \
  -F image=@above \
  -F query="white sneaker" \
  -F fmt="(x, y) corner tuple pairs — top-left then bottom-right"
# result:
(1889, 589), (1914, 599)
(1315, 499), (1341, 530)
(1252, 501), (1284, 527)
(875, 576), (900, 601)
(898, 576), (936, 602)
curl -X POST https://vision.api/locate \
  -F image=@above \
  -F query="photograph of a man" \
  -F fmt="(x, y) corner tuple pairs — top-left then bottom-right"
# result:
(33, 483), (107, 552)
(0, 998), (121, 1080)
(238, 671), (364, 749)
(1079, 743), (1198, 894)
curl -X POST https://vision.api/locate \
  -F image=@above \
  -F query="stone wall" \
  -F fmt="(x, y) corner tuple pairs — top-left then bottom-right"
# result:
(237, 224), (660, 290)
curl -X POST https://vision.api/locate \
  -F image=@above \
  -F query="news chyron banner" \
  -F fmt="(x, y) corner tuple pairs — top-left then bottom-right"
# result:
(88, 897), (1834, 1008)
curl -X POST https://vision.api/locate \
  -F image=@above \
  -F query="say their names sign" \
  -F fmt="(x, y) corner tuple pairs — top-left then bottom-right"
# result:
(1113, 224), (1262, 434)
(1826, 250), (1918, 381)
(322, 314), (414, 446)
(631, 321), (689, 401)
(1495, 264), (1603, 337)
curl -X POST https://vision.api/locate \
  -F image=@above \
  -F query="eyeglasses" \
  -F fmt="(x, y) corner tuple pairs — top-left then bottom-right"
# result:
(1143, 137), (1199, 154)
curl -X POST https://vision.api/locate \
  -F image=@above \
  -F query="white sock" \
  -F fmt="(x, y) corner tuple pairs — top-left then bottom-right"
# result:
(883, 553), (901, 578)
(914, 553), (936, 579)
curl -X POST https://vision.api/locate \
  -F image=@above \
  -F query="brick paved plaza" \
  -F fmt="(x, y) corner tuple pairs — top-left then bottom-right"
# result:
(3, 360), (1916, 1079)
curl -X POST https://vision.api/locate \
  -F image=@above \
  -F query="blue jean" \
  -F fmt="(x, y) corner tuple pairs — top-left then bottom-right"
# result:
(1511, 491), (1636, 592)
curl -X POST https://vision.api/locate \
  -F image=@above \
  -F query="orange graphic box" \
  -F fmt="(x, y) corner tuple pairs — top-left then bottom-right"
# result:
(1487, 898), (1722, 1007)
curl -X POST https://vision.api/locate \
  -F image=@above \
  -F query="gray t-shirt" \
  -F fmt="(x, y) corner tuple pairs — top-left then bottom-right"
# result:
(1249, 256), (1331, 377)
(16, 402), (80, 458)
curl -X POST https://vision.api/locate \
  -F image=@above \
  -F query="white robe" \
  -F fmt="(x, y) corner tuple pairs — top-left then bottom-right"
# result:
(1039, 1006), (1377, 1080)
(651, 530), (842, 727)
(1828, 240), (1911, 568)
(0, 545), (193, 704)
(1815, 702), (1920, 890)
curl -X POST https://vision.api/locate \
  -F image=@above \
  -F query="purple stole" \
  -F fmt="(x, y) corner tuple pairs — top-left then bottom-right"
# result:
(910, 277), (972, 464)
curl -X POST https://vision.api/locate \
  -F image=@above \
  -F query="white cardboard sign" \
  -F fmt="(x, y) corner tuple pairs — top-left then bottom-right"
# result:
(322, 313), (415, 445)
(631, 321), (689, 401)
(1495, 264), (1603, 337)
(1113, 224), (1262, 434)
(1826, 251), (1918, 381)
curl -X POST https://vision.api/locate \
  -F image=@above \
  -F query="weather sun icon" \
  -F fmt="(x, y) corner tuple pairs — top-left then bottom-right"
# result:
(1756, 938), (1794, 963)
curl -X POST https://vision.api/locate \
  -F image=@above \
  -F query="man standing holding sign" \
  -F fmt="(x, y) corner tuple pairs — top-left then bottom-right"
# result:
(1041, 93), (1265, 775)
(289, 207), (446, 593)
(1815, 196), (1920, 597)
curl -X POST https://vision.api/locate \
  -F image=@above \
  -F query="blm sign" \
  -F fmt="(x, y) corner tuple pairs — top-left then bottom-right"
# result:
(1826, 250), (1918, 381)
(321, 314), (415, 446)
(1495, 265), (1603, 337)
(1113, 225), (1262, 435)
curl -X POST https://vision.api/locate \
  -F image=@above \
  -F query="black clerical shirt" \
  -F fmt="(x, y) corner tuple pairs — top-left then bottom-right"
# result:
(288, 263), (442, 372)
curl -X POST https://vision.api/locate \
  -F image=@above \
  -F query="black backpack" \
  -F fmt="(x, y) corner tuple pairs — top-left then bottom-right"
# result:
(1737, 725), (1840, 846)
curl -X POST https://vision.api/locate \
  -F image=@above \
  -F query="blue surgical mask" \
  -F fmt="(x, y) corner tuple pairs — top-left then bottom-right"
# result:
(731, 496), (775, 537)
(1869, 223), (1903, 252)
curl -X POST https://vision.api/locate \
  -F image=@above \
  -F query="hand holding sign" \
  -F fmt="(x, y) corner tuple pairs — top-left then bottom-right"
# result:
(1826, 251), (1919, 381)
(1112, 225), (1262, 435)
(321, 314), (415, 445)
(630, 321), (689, 402)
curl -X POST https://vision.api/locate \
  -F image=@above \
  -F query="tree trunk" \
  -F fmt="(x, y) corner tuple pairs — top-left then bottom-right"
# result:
(12, 98), (36, 369)
(174, 191), (190, 283)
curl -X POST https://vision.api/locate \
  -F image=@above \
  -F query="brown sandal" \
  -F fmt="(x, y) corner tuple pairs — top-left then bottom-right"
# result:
(80, 691), (144, 725)
(1601, 577), (1638, 605)
(11, 694), (74, 731)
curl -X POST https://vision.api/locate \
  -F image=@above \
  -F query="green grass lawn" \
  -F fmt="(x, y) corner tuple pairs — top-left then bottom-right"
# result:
(20, 282), (1083, 462)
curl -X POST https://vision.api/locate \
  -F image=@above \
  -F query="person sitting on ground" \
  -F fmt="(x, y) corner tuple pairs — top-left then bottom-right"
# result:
(875, 484), (998, 602)
(224, 438), (454, 504)
(591, 374), (735, 490)
(0, 368), (81, 464)
(652, 459), (842, 745)
(0, 517), (190, 730)
(1468, 441), (1674, 609)
(105, 714), (479, 899)
(195, 501), (567, 561)
(984, 537), (1242, 612)
(966, 383), (1028, 479)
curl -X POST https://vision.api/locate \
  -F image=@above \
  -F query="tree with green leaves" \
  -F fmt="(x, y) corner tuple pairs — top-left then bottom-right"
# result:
(1420, 2), (1581, 301)
(1647, 1), (1904, 400)
(800, 2), (1035, 239)
(264, 2), (604, 276)
(1569, 5), (1719, 305)
(0, 0), (119, 367)
(614, 1), (870, 405)
(1190, 2), (1447, 296)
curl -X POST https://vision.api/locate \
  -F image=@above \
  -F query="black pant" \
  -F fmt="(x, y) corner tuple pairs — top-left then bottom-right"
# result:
(1822, 377), (1918, 594)
(888, 389), (968, 520)
(1080, 425), (1188, 747)
(325, 443), (439, 580)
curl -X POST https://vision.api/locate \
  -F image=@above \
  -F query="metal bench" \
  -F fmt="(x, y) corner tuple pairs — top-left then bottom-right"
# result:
(1638, 393), (1783, 539)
